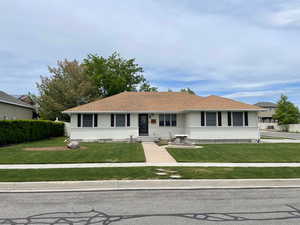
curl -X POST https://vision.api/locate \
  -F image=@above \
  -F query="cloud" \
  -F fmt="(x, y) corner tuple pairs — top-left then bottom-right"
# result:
(0, 0), (300, 106)
(269, 6), (300, 27)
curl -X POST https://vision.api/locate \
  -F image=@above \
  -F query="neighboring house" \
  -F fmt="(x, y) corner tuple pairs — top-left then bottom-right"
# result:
(0, 91), (34, 120)
(254, 102), (277, 123)
(63, 92), (263, 143)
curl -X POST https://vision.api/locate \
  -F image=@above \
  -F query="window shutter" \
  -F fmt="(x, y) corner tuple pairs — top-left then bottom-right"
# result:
(244, 112), (248, 126)
(94, 114), (98, 127)
(227, 112), (232, 126)
(127, 114), (130, 127)
(77, 114), (81, 127)
(201, 112), (205, 126)
(218, 112), (222, 126)
(111, 114), (114, 127)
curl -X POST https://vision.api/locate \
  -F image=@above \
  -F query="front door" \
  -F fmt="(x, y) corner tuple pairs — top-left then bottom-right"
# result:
(139, 114), (149, 136)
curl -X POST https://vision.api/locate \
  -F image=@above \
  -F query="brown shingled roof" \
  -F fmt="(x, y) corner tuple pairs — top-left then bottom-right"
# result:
(63, 91), (262, 113)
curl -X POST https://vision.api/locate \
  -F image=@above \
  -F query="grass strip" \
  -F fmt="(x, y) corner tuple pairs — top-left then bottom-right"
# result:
(1, 167), (300, 182)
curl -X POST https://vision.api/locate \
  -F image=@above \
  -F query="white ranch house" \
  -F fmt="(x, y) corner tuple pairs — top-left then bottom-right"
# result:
(63, 92), (263, 143)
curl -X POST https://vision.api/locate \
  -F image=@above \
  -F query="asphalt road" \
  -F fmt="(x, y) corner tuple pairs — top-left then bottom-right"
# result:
(1, 188), (300, 224)
(261, 130), (300, 140)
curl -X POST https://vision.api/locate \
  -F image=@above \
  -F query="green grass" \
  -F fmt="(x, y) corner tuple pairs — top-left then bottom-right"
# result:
(1, 167), (300, 181)
(167, 143), (300, 163)
(0, 137), (145, 164)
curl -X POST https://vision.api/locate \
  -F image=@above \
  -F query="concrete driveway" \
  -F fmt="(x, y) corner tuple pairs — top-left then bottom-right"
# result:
(261, 130), (300, 140)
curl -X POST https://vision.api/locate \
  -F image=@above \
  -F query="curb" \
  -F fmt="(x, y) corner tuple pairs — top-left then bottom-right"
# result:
(2, 179), (300, 193)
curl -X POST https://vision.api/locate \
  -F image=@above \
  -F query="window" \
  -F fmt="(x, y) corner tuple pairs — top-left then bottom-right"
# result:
(159, 113), (177, 127)
(82, 114), (93, 127)
(77, 114), (81, 127)
(159, 114), (165, 126)
(127, 114), (130, 127)
(201, 112), (205, 126)
(94, 114), (98, 127)
(116, 114), (126, 127)
(218, 112), (222, 126)
(244, 112), (248, 126)
(227, 112), (232, 126)
(171, 114), (177, 126)
(165, 114), (171, 126)
(111, 114), (114, 127)
(206, 112), (216, 126)
(232, 112), (243, 126)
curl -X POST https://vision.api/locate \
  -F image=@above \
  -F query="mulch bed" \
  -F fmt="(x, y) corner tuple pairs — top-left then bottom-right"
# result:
(23, 146), (87, 151)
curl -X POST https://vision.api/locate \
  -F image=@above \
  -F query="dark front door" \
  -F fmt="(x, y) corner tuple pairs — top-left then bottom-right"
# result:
(139, 114), (149, 136)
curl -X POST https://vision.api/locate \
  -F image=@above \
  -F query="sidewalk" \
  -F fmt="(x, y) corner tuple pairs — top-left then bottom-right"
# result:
(2, 162), (300, 169)
(142, 142), (176, 163)
(1, 179), (300, 192)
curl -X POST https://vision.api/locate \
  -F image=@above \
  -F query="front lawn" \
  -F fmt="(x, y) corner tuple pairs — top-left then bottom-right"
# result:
(167, 143), (300, 163)
(0, 137), (145, 164)
(1, 167), (300, 181)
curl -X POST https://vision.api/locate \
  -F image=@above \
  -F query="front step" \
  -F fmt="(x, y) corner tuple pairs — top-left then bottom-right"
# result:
(138, 136), (159, 142)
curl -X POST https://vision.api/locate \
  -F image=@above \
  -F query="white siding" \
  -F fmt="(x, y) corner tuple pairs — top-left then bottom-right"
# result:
(148, 113), (185, 139)
(185, 111), (259, 140)
(70, 113), (138, 140)
(69, 111), (260, 141)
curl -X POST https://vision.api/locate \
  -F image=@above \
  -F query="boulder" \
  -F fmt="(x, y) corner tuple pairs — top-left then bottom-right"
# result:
(67, 141), (80, 149)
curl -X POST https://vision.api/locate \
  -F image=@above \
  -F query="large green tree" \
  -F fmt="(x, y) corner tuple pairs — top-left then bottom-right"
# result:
(37, 60), (100, 121)
(83, 52), (157, 96)
(273, 95), (300, 125)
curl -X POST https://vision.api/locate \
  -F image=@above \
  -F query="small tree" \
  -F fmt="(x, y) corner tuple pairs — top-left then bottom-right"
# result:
(180, 88), (196, 95)
(273, 95), (300, 126)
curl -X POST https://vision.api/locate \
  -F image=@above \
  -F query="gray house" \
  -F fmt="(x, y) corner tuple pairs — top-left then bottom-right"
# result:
(254, 102), (277, 123)
(0, 91), (34, 120)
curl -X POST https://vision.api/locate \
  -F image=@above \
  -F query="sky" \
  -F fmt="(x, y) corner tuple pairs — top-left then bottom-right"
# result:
(1, 0), (300, 105)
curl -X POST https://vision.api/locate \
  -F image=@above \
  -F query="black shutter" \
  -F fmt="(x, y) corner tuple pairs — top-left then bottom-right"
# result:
(227, 112), (232, 126)
(201, 112), (205, 126)
(244, 112), (248, 126)
(77, 114), (81, 127)
(127, 114), (130, 127)
(111, 114), (114, 127)
(218, 112), (222, 126)
(94, 114), (98, 127)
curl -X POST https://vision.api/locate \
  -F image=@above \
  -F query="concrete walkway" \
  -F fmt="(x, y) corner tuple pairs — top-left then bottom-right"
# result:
(3, 162), (300, 169)
(2, 179), (300, 192)
(142, 142), (176, 163)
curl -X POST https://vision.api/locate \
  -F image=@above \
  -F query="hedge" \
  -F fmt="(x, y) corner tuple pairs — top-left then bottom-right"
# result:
(0, 120), (64, 145)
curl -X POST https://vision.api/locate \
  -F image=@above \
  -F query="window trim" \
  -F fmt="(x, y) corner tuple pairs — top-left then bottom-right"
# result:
(78, 114), (98, 128)
(227, 111), (249, 127)
(159, 113), (177, 127)
(205, 112), (217, 127)
(110, 113), (131, 128)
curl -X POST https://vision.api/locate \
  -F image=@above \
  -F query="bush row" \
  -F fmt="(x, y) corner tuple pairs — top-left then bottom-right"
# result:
(0, 120), (64, 145)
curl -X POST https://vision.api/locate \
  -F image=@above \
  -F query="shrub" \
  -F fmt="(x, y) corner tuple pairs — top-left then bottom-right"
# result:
(0, 120), (64, 145)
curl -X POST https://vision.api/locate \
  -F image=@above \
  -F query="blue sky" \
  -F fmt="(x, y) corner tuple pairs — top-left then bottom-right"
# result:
(1, 0), (300, 105)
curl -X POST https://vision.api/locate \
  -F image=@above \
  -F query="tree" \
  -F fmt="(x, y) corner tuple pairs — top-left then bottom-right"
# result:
(139, 81), (158, 92)
(180, 88), (196, 95)
(273, 95), (300, 126)
(83, 52), (156, 96)
(37, 60), (100, 121)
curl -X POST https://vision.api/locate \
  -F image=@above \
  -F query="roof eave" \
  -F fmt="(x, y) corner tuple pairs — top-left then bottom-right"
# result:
(63, 108), (264, 114)
(0, 99), (34, 110)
